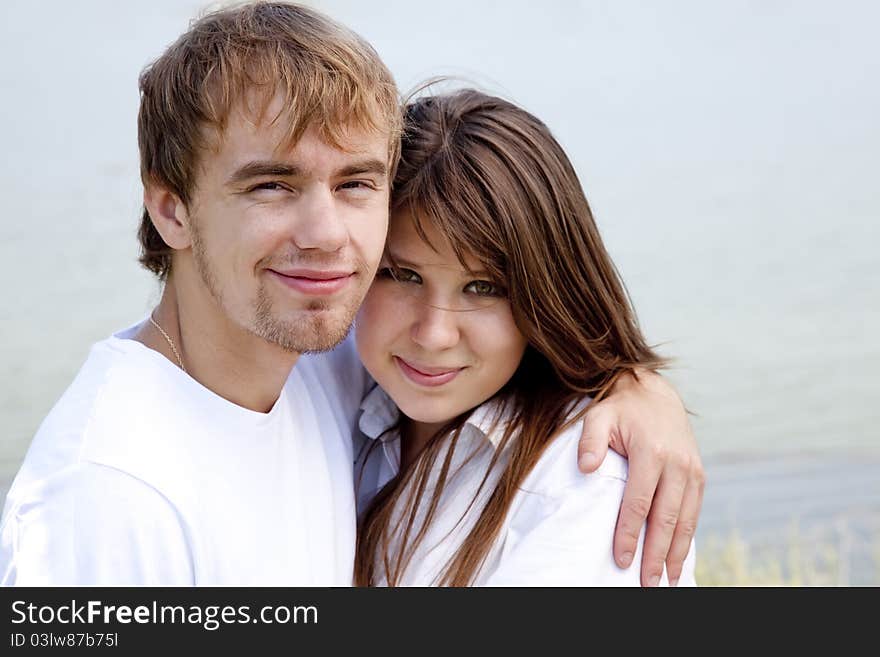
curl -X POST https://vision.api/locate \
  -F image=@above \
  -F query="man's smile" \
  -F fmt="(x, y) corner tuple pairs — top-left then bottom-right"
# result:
(267, 268), (355, 296)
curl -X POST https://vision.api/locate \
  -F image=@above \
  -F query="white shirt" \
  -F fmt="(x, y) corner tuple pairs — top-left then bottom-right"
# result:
(355, 386), (697, 586)
(0, 322), (369, 585)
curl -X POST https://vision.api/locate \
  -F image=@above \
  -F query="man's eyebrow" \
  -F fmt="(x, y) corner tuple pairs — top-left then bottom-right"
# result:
(337, 158), (388, 178)
(226, 161), (301, 186)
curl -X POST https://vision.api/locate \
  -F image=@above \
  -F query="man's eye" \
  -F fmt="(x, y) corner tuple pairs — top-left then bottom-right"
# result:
(464, 280), (503, 297)
(249, 182), (289, 192)
(338, 180), (374, 191)
(378, 267), (421, 284)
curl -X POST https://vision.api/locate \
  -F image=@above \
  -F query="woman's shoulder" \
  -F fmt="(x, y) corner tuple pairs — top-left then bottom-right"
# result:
(518, 416), (629, 497)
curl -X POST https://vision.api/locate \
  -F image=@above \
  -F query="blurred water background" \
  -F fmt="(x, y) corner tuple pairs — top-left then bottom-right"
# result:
(1, 0), (877, 584)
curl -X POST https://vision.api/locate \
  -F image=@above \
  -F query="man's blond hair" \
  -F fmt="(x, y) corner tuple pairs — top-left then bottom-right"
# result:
(137, 1), (402, 279)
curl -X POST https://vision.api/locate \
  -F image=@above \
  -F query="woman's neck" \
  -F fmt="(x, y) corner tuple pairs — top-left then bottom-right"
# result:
(400, 417), (448, 470)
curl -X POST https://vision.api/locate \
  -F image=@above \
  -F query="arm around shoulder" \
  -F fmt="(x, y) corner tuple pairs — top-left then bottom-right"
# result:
(483, 465), (637, 586)
(483, 450), (697, 586)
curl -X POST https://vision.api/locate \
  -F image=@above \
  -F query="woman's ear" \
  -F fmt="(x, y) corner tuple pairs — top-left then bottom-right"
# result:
(143, 183), (192, 250)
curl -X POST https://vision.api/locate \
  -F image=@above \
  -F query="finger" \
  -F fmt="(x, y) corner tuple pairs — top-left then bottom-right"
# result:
(613, 445), (663, 570)
(639, 455), (689, 586)
(577, 402), (614, 473)
(664, 463), (706, 587)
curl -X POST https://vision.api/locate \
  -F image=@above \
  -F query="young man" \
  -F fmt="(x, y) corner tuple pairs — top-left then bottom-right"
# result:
(0, 2), (703, 586)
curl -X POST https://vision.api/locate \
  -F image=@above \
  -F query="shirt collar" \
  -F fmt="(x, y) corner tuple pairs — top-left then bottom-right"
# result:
(357, 383), (401, 441)
(357, 384), (513, 450)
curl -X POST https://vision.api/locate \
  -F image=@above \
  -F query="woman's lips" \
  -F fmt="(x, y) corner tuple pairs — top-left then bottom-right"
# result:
(394, 356), (464, 387)
(268, 269), (354, 296)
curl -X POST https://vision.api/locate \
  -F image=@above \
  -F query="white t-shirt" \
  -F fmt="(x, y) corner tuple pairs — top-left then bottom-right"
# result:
(355, 386), (697, 586)
(0, 322), (369, 585)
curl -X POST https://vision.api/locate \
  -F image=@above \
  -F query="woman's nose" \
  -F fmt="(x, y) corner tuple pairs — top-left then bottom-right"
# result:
(409, 303), (461, 351)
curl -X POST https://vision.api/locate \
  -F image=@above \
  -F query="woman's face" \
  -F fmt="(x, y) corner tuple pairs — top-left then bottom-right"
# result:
(356, 211), (528, 428)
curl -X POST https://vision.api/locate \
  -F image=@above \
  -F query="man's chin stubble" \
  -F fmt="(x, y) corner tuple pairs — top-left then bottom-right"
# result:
(253, 288), (359, 354)
(262, 314), (354, 353)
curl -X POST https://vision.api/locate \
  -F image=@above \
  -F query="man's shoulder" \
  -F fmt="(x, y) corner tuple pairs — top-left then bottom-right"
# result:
(12, 332), (186, 500)
(17, 337), (146, 469)
(0, 461), (192, 585)
(3, 460), (177, 520)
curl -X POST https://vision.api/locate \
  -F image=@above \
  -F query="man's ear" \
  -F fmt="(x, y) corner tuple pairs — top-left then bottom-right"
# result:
(143, 183), (193, 250)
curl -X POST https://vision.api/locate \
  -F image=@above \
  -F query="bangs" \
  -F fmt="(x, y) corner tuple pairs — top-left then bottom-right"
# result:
(395, 146), (508, 282)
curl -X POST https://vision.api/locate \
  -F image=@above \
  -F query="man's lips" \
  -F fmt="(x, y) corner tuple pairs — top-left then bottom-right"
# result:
(267, 268), (354, 296)
(394, 356), (465, 387)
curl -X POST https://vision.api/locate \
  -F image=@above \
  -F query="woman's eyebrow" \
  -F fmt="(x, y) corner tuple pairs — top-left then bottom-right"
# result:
(386, 248), (490, 277)
(384, 249), (421, 269)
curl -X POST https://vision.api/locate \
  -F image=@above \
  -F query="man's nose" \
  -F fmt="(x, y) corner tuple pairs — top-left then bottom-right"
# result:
(290, 188), (348, 252)
(409, 303), (461, 351)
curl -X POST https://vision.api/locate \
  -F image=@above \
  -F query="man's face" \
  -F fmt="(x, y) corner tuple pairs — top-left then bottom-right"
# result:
(184, 99), (390, 353)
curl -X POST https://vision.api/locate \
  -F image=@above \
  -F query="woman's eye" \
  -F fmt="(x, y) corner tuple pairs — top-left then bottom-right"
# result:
(378, 267), (421, 284)
(465, 280), (503, 297)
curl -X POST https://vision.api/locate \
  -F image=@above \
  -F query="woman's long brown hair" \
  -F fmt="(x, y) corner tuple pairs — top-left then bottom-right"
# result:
(355, 88), (666, 586)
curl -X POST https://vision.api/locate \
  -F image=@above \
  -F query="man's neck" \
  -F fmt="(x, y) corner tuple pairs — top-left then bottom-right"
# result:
(135, 278), (298, 414)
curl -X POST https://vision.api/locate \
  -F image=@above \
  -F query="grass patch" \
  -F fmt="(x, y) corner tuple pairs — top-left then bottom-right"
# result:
(695, 516), (880, 586)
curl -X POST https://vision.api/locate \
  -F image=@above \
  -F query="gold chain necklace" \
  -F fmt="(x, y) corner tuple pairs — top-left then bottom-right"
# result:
(149, 312), (187, 374)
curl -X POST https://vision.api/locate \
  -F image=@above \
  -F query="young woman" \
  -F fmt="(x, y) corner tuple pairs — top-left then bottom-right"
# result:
(353, 89), (697, 586)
